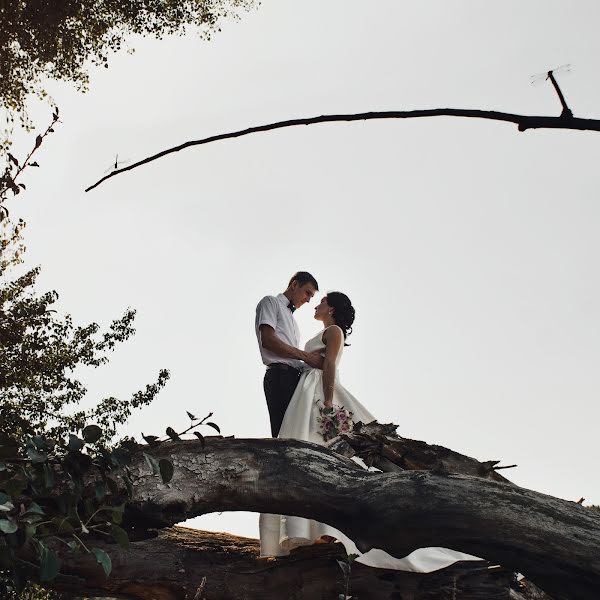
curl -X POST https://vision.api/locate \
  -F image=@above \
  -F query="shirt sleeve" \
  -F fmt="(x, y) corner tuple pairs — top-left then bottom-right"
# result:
(256, 296), (278, 330)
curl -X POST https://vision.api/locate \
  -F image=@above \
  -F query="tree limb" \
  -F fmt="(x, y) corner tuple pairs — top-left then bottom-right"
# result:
(43, 526), (521, 600)
(85, 109), (600, 192)
(72, 436), (598, 600)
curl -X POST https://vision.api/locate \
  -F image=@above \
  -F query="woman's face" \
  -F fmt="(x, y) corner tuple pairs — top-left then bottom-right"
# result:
(313, 296), (331, 321)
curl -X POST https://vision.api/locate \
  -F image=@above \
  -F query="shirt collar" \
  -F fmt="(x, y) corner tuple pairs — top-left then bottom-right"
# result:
(277, 293), (295, 312)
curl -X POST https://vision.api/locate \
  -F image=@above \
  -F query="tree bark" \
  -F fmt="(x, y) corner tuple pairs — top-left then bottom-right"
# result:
(47, 526), (519, 600)
(83, 436), (599, 600)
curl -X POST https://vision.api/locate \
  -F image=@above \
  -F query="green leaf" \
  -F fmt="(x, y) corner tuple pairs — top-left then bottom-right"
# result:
(68, 434), (85, 452)
(32, 436), (46, 449)
(91, 548), (112, 577)
(94, 481), (106, 502)
(193, 431), (205, 449)
(159, 459), (174, 484)
(82, 425), (102, 444)
(43, 463), (54, 488)
(142, 433), (160, 446)
(0, 502), (14, 512)
(108, 503), (125, 525)
(165, 427), (181, 441)
(143, 453), (160, 475)
(186, 411), (196, 420)
(39, 544), (61, 582)
(206, 422), (221, 434)
(0, 492), (10, 504)
(24, 501), (44, 515)
(0, 462), (6, 471)
(0, 518), (17, 534)
(4, 477), (27, 500)
(111, 524), (130, 550)
(26, 447), (47, 463)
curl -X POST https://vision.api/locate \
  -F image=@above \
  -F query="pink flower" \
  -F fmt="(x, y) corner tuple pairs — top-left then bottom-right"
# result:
(340, 422), (350, 433)
(337, 411), (348, 422)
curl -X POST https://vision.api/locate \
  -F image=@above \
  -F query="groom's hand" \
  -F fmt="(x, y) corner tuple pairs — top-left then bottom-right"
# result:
(303, 350), (324, 369)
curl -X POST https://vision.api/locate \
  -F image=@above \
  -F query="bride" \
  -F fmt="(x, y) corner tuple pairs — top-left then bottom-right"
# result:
(259, 291), (479, 571)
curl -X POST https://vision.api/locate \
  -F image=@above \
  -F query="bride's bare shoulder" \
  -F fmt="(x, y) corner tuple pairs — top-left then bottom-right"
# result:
(322, 325), (343, 344)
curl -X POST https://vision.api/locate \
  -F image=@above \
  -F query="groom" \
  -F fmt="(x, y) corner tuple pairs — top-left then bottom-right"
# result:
(255, 272), (323, 437)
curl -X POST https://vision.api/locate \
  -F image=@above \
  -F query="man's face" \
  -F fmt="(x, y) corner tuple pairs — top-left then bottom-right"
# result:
(290, 282), (317, 309)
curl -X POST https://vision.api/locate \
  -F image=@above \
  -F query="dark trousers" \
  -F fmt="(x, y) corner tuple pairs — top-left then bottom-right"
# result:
(264, 367), (301, 437)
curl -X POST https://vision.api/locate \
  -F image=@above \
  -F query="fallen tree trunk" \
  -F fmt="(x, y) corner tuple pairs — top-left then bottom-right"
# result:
(95, 437), (598, 600)
(48, 526), (518, 600)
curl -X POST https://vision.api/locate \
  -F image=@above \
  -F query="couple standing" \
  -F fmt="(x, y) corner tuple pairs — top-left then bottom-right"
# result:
(255, 271), (478, 571)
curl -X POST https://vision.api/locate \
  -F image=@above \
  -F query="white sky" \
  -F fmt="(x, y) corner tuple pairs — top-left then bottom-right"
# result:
(7, 0), (600, 538)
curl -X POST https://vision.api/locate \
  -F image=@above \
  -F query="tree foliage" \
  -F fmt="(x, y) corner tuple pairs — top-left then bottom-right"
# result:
(0, 127), (173, 595)
(0, 0), (254, 155)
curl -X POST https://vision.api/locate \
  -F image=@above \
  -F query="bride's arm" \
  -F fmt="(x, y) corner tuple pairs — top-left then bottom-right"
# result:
(322, 326), (344, 408)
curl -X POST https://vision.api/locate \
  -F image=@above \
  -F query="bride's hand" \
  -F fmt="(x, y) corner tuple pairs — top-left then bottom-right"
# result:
(323, 399), (333, 409)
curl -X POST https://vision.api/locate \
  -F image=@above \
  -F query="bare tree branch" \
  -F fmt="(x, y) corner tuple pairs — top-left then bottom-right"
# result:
(85, 108), (600, 192)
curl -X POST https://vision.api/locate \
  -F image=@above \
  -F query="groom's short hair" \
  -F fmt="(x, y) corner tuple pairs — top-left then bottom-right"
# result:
(288, 271), (319, 290)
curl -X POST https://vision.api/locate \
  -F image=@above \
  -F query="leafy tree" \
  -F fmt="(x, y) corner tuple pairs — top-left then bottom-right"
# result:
(0, 0), (254, 154)
(0, 128), (171, 596)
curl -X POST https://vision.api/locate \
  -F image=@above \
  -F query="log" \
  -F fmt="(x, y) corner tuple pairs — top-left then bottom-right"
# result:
(104, 437), (597, 600)
(49, 526), (517, 600)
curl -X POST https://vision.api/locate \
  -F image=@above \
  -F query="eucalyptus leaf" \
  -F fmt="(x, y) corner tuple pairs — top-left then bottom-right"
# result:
(142, 434), (160, 446)
(143, 452), (160, 475)
(193, 431), (205, 450)
(94, 480), (106, 502)
(111, 524), (130, 550)
(165, 427), (181, 441)
(0, 518), (17, 534)
(91, 547), (112, 577)
(43, 463), (54, 488)
(39, 545), (61, 582)
(68, 434), (85, 452)
(82, 424), (102, 444)
(26, 447), (47, 463)
(206, 422), (221, 434)
(24, 501), (44, 515)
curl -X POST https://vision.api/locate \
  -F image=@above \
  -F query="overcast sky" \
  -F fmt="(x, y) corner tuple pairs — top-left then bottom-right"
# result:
(8, 0), (600, 538)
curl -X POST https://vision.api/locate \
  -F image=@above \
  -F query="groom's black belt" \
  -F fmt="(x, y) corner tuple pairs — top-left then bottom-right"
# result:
(266, 363), (301, 373)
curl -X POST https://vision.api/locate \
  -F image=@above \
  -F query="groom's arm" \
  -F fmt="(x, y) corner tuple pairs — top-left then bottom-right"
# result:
(259, 325), (323, 369)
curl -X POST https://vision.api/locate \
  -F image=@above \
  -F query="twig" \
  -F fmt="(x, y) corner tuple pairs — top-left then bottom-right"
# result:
(85, 108), (600, 193)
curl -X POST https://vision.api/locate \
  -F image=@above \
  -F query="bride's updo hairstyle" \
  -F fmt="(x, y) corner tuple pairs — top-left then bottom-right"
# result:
(327, 292), (355, 342)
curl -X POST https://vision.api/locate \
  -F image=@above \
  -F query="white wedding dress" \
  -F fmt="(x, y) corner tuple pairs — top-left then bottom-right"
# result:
(259, 326), (480, 571)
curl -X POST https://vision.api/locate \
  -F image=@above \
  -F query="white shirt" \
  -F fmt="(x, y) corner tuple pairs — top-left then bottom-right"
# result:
(255, 293), (303, 369)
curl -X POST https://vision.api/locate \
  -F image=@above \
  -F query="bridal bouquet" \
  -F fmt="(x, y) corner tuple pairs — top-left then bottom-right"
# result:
(317, 403), (354, 442)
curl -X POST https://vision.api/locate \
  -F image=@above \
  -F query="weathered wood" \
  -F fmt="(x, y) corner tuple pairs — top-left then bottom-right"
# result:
(48, 526), (517, 600)
(328, 421), (513, 482)
(103, 437), (598, 600)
